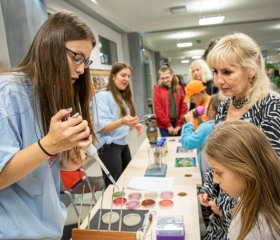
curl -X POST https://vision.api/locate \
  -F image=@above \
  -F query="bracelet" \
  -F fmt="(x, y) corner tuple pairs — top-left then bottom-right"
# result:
(37, 139), (54, 157)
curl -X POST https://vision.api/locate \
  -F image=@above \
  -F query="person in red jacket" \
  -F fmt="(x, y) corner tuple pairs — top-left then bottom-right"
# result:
(153, 65), (188, 137)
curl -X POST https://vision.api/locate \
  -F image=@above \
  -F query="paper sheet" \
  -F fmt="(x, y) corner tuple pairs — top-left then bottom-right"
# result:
(127, 177), (174, 191)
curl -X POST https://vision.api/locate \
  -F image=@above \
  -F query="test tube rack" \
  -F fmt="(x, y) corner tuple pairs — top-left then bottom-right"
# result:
(72, 228), (136, 240)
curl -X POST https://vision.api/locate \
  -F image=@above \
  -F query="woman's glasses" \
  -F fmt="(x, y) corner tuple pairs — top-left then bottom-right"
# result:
(65, 47), (93, 68)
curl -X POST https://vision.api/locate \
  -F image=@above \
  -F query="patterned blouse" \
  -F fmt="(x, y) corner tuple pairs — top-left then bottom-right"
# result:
(201, 93), (280, 240)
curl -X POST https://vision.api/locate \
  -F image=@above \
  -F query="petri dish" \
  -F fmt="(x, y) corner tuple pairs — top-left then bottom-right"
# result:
(125, 200), (141, 210)
(113, 197), (127, 206)
(128, 192), (142, 200)
(144, 192), (158, 199)
(141, 199), (156, 208)
(102, 211), (120, 224)
(159, 199), (174, 208)
(113, 191), (125, 198)
(160, 191), (174, 199)
(123, 213), (141, 226)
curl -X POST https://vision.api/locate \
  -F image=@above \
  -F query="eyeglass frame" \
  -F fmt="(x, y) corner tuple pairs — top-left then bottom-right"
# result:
(65, 47), (93, 69)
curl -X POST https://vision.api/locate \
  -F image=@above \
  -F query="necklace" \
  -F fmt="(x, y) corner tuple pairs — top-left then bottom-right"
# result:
(231, 96), (249, 109)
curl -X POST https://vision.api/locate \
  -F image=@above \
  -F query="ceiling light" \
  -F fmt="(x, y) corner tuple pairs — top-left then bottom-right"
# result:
(192, 55), (202, 59)
(177, 42), (193, 48)
(181, 60), (190, 63)
(170, 6), (187, 15)
(199, 16), (225, 25)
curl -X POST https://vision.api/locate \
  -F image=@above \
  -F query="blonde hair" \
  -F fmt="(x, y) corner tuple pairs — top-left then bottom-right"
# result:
(189, 59), (213, 83)
(207, 32), (280, 105)
(204, 121), (280, 240)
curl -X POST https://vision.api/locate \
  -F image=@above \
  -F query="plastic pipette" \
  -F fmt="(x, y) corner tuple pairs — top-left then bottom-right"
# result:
(85, 144), (121, 191)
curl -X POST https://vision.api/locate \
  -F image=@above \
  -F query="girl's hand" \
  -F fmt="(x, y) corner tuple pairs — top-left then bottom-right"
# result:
(183, 111), (194, 123)
(135, 123), (144, 136)
(167, 126), (175, 135)
(41, 109), (92, 155)
(173, 126), (181, 135)
(122, 115), (139, 127)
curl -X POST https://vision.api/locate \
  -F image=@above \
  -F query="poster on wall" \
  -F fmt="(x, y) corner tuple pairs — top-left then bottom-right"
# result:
(90, 69), (110, 92)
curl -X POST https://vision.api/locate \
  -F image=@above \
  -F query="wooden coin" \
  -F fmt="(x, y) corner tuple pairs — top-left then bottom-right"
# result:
(178, 192), (187, 196)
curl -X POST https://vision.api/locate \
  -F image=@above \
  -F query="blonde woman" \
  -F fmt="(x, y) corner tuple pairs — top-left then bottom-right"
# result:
(204, 121), (280, 240)
(188, 58), (218, 95)
(199, 32), (280, 239)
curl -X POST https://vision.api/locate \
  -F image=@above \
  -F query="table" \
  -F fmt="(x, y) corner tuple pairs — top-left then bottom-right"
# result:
(118, 137), (202, 187)
(76, 137), (201, 240)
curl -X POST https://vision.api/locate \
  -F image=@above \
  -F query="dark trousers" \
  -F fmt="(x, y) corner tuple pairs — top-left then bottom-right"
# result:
(98, 143), (131, 187)
(159, 120), (181, 137)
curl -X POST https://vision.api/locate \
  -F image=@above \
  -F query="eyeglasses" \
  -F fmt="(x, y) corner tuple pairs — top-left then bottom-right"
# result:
(65, 47), (93, 68)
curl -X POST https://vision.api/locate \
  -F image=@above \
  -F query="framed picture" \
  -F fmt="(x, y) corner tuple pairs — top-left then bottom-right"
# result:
(90, 69), (110, 92)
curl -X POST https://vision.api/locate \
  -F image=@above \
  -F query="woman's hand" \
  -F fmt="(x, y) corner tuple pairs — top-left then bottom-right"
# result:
(198, 192), (212, 207)
(208, 200), (222, 217)
(41, 109), (92, 155)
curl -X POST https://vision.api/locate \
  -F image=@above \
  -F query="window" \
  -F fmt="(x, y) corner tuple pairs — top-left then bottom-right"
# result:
(99, 36), (118, 65)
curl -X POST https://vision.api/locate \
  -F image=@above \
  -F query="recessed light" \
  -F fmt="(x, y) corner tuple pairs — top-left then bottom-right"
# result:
(199, 16), (225, 25)
(177, 42), (193, 48)
(181, 60), (190, 63)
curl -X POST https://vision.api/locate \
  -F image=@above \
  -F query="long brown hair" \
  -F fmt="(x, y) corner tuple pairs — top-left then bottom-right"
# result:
(5, 11), (96, 140)
(107, 62), (136, 117)
(204, 121), (280, 239)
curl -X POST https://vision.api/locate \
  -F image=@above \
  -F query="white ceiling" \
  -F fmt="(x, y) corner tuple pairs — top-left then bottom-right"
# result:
(65, 0), (280, 65)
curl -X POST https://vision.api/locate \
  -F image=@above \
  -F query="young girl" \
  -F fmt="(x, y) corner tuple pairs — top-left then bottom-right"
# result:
(181, 94), (222, 181)
(0, 11), (95, 239)
(91, 62), (144, 187)
(204, 121), (280, 240)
